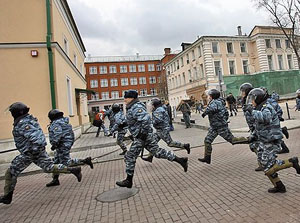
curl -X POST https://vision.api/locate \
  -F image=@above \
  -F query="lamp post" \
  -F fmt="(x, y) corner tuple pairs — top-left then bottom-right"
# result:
(218, 69), (223, 98)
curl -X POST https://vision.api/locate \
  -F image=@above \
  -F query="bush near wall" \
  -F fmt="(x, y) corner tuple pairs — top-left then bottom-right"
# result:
(223, 70), (300, 97)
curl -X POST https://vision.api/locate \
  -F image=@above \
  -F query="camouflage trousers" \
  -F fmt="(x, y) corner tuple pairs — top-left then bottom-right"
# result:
(125, 132), (175, 176)
(257, 141), (283, 171)
(155, 129), (185, 149)
(96, 124), (108, 137)
(183, 112), (191, 127)
(53, 147), (82, 167)
(117, 130), (127, 152)
(5, 150), (68, 195)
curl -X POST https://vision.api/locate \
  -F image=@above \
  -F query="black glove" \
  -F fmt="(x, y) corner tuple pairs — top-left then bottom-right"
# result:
(243, 104), (253, 114)
(201, 113), (206, 118)
(51, 145), (57, 151)
(279, 117), (284, 122)
(248, 134), (257, 143)
(118, 122), (128, 129)
(137, 132), (147, 141)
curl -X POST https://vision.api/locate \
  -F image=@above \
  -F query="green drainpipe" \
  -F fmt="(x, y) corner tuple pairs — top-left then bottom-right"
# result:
(46, 0), (56, 109)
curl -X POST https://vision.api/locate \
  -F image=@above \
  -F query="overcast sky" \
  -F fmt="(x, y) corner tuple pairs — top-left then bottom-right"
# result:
(68, 0), (270, 57)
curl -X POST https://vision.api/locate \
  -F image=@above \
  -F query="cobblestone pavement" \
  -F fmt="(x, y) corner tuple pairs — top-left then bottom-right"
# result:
(0, 127), (300, 222)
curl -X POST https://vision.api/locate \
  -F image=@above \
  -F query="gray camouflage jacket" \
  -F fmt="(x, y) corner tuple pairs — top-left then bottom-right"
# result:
(152, 106), (170, 130)
(203, 98), (229, 128)
(110, 111), (127, 133)
(126, 99), (153, 137)
(267, 97), (283, 120)
(48, 117), (74, 149)
(296, 98), (300, 111)
(251, 102), (283, 143)
(12, 114), (47, 154)
(105, 109), (115, 129)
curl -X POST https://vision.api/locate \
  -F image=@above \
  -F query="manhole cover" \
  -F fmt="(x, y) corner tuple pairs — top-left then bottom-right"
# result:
(95, 187), (139, 203)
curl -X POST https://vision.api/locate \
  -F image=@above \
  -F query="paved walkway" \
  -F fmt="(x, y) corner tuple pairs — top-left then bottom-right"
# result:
(1, 128), (300, 222)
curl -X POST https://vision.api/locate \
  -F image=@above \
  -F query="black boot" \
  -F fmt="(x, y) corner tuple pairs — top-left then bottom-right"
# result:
(46, 175), (60, 187)
(184, 144), (191, 154)
(142, 155), (153, 163)
(68, 167), (82, 182)
(119, 150), (127, 156)
(198, 155), (211, 164)
(289, 157), (300, 174)
(278, 141), (289, 154)
(0, 191), (13, 205)
(83, 157), (94, 169)
(174, 156), (188, 172)
(255, 166), (263, 171)
(282, 126), (289, 139)
(116, 174), (133, 188)
(268, 181), (286, 193)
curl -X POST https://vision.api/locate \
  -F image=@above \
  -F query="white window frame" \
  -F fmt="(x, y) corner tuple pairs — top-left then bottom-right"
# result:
(150, 88), (157, 96)
(130, 77), (137, 85)
(99, 66), (107, 74)
(240, 42), (247, 53)
(156, 64), (161, 71)
(100, 79), (108, 87)
(89, 66), (97, 75)
(139, 77), (146, 84)
(90, 80), (98, 88)
(242, 59), (249, 74)
(226, 42), (234, 54)
(120, 65), (127, 73)
(212, 42), (219, 53)
(110, 78), (118, 87)
(109, 65), (117, 74)
(267, 55), (273, 71)
(214, 60), (222, 76)
(121, 78), (129, 86)
(148, 64), (155, 72)
(149, 76), (156, 84)
(138, 64), (145, 72)
(101, 92), (109, 100)
(129, 64), (136, 72)
(277, 55), (284, 70)
(140, 89), (147, 96)
(111, 91), (119, 99)
(228, 60), (236, 75)
(287, 54), (293, 69)
(275, 39), (281, 49)
(265, 39), (271, 48)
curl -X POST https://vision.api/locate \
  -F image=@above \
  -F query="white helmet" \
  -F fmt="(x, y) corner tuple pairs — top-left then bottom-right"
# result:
(296, 89), (300, 94)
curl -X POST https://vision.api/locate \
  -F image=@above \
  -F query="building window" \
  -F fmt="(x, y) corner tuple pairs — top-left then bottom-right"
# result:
(275, 39), (281, 48)
(100, 79), (108, 87)
(129, 64), (136, 72)
(148, 64), (155, 71)
(242, 60), (249, 74)
(121, 78), (128, 86)
(109, 65), (117, 73)
(285, 39), (291, 49)
(158, 76), (161, 83)
(188, 70), (192, 81)
(265, 39), (271, 48)
(149, 76), (156, 84)
(110, 78), (118, 87)
(287, 55), (293, 69)
(227, 42), (233, 54)
(138, 64), (145, 72)
(130, 77), (137, 85)
(278, 55), (284, 70)
(91, 93), (99, 100)
(111, 91), (119, 99)
(214, 61), (222, 76)
(186, 54), (190, 64)
(182, 72), (186, 85)
(198, 45), (202, 57)
(156, 64), (161, 71)
(63, 37), (69, 55)
(120, 65), (127, 73)
(89, 66), (97, 74)
(101, 92), (109, 100)
(90, 80), (98, 88)
(176, 60), (179, 70)
(139, 77), (146, 84)
(140, 89), (147, 96)
(267, 55), (273, 71)
(192, 50), (195, 60)
(91, 106), (100, 113)
(193, 67), (198, 79)
(212, 42), (219, 53)
(99, 66), (107, 74)
(240, 42), (246, 53)
(150, 88), (157, 95)
(66, 77), (73, 115)
(73, 54), (77, 67)
(180, 57), (184, 66)
(200, 64), (204, 78)
(229, 61), (235, 75)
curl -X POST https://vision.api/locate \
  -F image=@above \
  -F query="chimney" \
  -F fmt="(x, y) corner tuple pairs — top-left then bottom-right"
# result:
(164, 48), (171, 55)
(136, 52), (139, 57)
(237, 26), (242, 36)
(181, 42), (192, 51)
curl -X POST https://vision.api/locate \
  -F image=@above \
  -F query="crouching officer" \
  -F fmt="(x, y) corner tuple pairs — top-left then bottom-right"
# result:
(107, 104), (128, 155)
(0, 103), (82, 205)
(46, 109), (93, 187)
(142, 98), (190, 163)
(198, 89), (249, 164)
(116, 90), (188, 188)
(244, 89), (300, 193)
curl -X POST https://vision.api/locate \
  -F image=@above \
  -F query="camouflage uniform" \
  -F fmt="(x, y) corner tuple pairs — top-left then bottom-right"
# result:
(202, 98), (247, 157)
(152, 106), (185, 148)
(109, 110), (127, 152)
(124, 99), (176, 176)
(104, 109), (115, 131)
(296, 97), (300, 111)
(4, 115), (73, 197)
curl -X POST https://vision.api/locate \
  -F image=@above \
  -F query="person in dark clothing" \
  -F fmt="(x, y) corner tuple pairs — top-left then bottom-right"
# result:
(178, 102), (191, 128)
(226, 93), (237, 116)
(163, 100), (174, 131)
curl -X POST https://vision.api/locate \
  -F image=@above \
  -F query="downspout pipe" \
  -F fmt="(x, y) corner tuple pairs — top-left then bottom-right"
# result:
(46, 0), (56, 109)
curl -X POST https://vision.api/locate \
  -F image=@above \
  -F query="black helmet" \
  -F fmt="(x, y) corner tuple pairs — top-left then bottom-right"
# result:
(9, 102), (30, 119)
(111, 104), (120, 113)
(124, 90), (138, 99)
(151, 98), (162, 108)
(207, 89), (220, 99)
(48, 109), (64, 121)
(239, 83), (253, 97)
(246, 88), (267, 106)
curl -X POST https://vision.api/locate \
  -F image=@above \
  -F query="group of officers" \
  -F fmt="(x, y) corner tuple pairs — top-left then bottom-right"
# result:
(1, 85), (300, 205)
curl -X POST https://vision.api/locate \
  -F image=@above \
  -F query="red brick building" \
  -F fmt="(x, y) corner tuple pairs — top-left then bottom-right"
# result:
(85, 54), (163, 112)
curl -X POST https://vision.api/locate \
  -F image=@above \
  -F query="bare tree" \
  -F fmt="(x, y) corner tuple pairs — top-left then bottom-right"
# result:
(256, 0), (300, 65)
